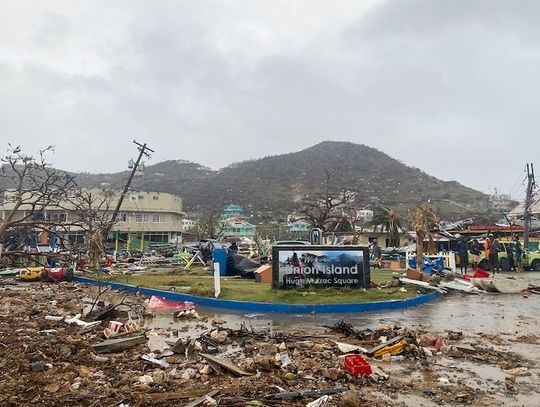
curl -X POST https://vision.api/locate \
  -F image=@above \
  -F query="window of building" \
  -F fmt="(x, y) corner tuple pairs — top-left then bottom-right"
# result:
(152, 214), (164, 223)
(138, 195), (144, 200)
(153, 196), (159, 200)
(116, 213), (127, 223)
(47, 212), (67, 222)
(129, 195), (137, 202)
(135, 214), (148, 223)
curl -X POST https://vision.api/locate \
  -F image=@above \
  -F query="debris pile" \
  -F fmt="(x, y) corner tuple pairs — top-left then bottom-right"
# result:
(0, 281), (539, 406)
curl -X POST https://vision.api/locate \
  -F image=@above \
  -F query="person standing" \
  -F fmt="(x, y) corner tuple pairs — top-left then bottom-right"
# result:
(372, 239), (382, 269)
(486, 234), (500, 273)
(470, 239), (482, 270)
(505, 241), (514, 271)
(456, 237), (469, 273)
(514, 236), (524, 273)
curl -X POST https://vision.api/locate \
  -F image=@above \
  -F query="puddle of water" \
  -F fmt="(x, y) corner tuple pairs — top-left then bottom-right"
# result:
(189, 293), (540, 335)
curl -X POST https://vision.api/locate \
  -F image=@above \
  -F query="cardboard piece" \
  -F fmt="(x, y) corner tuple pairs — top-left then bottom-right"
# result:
(254, 264), (272, 284)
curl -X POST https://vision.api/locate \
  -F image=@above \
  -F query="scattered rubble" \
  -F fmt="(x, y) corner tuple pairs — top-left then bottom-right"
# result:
(0, 280), (539, 406)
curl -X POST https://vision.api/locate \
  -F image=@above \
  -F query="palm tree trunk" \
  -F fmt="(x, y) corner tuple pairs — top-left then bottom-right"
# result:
(416, 230), (425, 271)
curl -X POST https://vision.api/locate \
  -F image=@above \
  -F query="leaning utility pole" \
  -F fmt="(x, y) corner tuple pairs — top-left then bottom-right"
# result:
(103, 140), (154, 239)
(524, 163), (536, 250)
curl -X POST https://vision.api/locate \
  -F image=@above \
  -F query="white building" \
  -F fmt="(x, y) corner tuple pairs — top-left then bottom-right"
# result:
(356, 209), (374, 223)
(182, 219), (196, 231)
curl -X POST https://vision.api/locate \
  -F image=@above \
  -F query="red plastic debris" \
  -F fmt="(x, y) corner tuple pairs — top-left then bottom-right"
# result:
(344, 354), (372, 377)
(434, 336), (444, 351)
(473, 268), (490, 278)
(41, 267), (74, 283)
(462, 268), (491, 281)
(147, 295), (195, 311)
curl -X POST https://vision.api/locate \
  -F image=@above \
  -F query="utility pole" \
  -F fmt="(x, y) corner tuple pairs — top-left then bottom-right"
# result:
(103, 140), (154, 239)
(524, 163), (536, 250)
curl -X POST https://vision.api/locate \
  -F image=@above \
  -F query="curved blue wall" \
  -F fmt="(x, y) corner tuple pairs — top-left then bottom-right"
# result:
(74, 276), (440, 314)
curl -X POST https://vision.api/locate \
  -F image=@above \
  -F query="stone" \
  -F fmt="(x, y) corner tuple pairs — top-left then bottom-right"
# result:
(322, 351), (333, 360)
(59, 345), (72, 358)
(152, 369), (167, 383)
(241, 357), (256, 373)
(210, 330), (228, 344)
(70, 380), (82, 391)
(147, 335), (170, 353)
(138, 375), (154, 384)
(312, 344), (325, 352)
(212, 319), (226, 325)
(200, 365), (213, 375)
(324, 368), (341, 381)
(254, 355), (274, 371)
(418, 333), (438, 347)
(78, 365), (91, 378)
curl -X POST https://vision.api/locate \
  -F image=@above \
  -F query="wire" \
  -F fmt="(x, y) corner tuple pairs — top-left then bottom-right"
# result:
(508, 169), (527, 197)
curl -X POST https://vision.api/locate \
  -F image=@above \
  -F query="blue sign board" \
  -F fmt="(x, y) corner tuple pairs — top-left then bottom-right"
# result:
(272, 245), (370, 289)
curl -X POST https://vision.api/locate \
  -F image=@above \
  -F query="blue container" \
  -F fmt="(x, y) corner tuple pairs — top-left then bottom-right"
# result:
(213, 248), (228, 276)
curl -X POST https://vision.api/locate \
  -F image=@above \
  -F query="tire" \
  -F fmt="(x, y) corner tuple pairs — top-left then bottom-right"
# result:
(478, 259), (490, 271)
(499, 257), (510, 272)
(531, 260), (540, 272)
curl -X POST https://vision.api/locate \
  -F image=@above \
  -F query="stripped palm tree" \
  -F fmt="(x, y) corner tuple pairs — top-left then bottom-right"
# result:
(408, 204), (439, 271)
(371, 207), (403, 247)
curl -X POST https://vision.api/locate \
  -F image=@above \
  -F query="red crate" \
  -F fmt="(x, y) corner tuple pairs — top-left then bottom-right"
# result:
(344, 355), (372, 377)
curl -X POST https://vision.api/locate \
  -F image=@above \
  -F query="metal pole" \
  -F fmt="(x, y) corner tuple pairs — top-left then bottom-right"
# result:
(103, 141), (154, 239)
(524, 163), (535, 250)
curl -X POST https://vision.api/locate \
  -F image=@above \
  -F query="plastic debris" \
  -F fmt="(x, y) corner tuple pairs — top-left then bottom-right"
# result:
(147, 296), (195, 311)
(344, 355), (372, 377)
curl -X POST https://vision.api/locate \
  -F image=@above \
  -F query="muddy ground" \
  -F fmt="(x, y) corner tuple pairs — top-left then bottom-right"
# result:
(1, 279), (539, 406)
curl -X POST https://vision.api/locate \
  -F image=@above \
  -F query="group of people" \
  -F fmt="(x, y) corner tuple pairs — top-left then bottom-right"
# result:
(456, 234), (523, 273)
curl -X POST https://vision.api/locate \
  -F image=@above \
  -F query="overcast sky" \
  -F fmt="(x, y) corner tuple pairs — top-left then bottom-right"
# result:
(1, 0), (539, 199)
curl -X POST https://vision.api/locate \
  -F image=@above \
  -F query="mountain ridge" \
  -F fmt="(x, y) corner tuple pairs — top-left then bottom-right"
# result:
(2, 141), (487, 218)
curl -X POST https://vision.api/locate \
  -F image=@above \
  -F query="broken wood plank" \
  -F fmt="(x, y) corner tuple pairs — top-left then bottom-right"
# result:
(199, 353), (253, 376)
(454, 344), (476, 354)
(333, 341), (368, 354)
(355, 339), (382, 346)
(149, 387), (238, 402)
(92, 335), (146, 354)
(184, 390), (219, 407)
(272, 387), (348, 399)
(366, 335), (403, 356)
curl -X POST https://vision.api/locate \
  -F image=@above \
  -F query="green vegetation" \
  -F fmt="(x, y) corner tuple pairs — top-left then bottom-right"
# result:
(66, 141), (487, 218)
(92, 267), (417, 304)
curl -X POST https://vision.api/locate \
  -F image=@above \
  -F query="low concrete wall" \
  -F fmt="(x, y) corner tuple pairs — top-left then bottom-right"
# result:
(74, 276), (440, 314)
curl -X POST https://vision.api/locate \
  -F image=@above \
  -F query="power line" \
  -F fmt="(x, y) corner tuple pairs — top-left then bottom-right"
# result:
(508, 169), (527, 197)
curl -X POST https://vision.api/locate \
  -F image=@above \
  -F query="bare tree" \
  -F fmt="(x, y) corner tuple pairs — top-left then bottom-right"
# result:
(294, 169), (356, 232)
(194, 210), (225, 240)
(0, 145), (78, 263)
(63, 188), (118, 269)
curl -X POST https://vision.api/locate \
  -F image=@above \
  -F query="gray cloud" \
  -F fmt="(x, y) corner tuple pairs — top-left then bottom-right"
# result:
(0, 0), (538, 199)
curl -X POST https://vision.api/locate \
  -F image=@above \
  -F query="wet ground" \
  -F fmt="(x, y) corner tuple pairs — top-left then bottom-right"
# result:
(144, 280), (540, 407)
(150, 281), (540, 335)
(1, 277), (540, 406)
